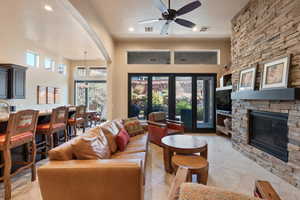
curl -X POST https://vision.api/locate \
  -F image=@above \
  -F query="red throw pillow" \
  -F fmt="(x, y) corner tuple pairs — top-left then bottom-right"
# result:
(115, 128), (130, 151)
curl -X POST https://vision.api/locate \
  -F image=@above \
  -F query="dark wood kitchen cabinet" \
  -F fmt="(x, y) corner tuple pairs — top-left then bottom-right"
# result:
(0, 64), (27, 99)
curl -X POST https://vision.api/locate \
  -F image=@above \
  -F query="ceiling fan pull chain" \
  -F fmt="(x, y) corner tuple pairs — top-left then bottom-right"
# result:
(168, 0), (171, 9)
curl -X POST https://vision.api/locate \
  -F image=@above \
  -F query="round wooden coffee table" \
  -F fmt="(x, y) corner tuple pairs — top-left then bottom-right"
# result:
(161, 135), (208, 173)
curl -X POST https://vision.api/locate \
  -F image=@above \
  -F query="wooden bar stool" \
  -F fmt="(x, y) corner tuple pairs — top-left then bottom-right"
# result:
(36, 106), (68, 154)
(67, 105), (86, 138)
(89, 112), (101, 127)
(0, 110), (39, 200)
(172, 154), (209, 185)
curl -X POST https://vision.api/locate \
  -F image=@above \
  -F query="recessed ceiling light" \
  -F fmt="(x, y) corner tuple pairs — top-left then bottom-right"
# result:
(192, 27), (198, 32)
(44, 5), (53, 12)
(128, 27), (135, 32)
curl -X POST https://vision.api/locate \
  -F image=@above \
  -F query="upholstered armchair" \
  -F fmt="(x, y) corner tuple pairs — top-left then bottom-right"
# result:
(148, 112), (184, 146)
(168, 167), (282, 200)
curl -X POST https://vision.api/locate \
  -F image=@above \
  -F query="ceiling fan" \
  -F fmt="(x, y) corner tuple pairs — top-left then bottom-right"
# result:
(139, 0), (202, 35)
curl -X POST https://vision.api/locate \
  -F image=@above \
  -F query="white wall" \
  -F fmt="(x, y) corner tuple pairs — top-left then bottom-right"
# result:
(0, 23), (70, 110)
(112, 38), (231, 118)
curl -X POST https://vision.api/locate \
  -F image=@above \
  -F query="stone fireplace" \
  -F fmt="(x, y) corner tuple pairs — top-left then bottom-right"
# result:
(232, 100), (300, 188)
(230, 0), (300, 188)
(249, 110), (289, 162)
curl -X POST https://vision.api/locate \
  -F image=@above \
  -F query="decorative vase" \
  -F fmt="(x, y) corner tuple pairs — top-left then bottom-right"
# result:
(224, 118), (232, 130)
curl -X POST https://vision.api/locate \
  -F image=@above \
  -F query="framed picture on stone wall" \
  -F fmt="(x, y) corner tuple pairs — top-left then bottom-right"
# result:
(238, 65), (257, 91)
(261, 55), (290, 89)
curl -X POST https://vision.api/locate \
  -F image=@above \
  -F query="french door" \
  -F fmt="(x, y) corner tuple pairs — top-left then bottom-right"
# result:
(128, 74), (216, 132)
(75, 80), (107, 118)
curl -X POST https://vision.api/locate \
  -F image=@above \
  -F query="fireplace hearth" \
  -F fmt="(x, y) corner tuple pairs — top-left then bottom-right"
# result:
(249, 111), (289, 162)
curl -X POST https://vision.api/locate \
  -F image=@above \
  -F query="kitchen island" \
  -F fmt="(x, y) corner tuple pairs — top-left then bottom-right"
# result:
(0, 106), (77, 175)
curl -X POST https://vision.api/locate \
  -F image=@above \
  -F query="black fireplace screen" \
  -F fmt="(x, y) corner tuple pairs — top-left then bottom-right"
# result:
(249, 111), (289, 162)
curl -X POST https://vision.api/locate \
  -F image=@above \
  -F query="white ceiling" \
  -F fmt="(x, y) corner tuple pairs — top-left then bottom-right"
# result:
(0, 0), (103, 60)
(89, 0), (249, 39)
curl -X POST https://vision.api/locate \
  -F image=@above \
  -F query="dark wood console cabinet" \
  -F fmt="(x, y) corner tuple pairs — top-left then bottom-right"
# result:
(0, 64), (27, 99)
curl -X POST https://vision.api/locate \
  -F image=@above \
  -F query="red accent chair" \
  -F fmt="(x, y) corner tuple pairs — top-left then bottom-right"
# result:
(148, 112), (184, 146)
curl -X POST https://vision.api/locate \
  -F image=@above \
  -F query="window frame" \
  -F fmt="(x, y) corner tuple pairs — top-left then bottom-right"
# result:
(88, 67), (107, 77)
(44, 58), (55, 71)
(58, 63), (67, 75)
(174, 49), (221, 65)
(26, 50), (39, 67)
(126, 49), (171, 65)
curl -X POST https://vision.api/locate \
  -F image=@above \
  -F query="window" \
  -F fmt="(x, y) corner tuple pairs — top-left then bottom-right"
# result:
(44, 58), (55, 71)
(76, 67), (87, 77)
(174, 50), (220, 64)
(89, 67), (107, 76)
(127, 51), (171, 64)
(58, 64), (66, 75)
(26, 51), (39, 67)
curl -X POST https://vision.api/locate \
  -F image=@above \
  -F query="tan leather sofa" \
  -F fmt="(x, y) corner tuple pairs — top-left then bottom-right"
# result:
(38, 120), (148, 200)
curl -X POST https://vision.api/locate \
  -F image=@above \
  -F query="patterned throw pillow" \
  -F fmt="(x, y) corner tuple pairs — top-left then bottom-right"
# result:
(123, 117), (144, 137)
(100, 121), (120, 153)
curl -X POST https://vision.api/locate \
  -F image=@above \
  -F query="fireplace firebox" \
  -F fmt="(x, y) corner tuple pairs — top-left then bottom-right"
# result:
(249, 111), (289, 162)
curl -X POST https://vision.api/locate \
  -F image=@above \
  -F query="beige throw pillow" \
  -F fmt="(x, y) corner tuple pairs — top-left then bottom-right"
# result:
(100, 121), (120, 153)
(71, 127), (111, 160)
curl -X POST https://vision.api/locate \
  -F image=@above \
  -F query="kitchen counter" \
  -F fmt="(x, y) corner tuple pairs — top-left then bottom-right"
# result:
(0, 106), (76, 122)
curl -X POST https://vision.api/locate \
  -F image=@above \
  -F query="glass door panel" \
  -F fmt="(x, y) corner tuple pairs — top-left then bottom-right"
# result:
(197, 77), (215, 129)
(75, 81), (107, 118)
(152, 76), (169, 114)
(75, 82), (87, 106)
(175, 77), (192, 130)
(129, 76), (148, 119)
(87, 82), (107, 118)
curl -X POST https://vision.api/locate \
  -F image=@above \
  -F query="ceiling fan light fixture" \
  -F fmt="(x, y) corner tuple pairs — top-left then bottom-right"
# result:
(44, 4), (53, 12)
(128, 27), (135, 32)
(192, 27), (198, 32)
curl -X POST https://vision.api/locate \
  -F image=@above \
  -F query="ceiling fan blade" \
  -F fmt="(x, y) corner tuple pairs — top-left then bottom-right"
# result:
(175, 18), (196, 28)
(138, 18), (162, 24)
(154, 0), (168, 14)
(176, 1), (201, 17)
(160, 20), (171, 35)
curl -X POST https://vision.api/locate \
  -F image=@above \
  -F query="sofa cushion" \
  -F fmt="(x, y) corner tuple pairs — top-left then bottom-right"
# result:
(71, 127), (111, 160)
(115, 128), (130, 151)
(179, 183), (260, 200)
(113, 133), (148, 156)
(48, 140), (74, 161)
(100, 121), (120, 153)
(111, 152), (146, 172)
(123, 117), (144, 137)
(129, 133), (148, 145)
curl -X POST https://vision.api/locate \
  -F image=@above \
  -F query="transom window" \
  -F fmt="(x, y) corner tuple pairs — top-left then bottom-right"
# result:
(26, 51), (39, 67)
(76, 67), (87, 77)
(127, 50), (171, 64)
(89, 67), (107, 76)
(174, 50), (220, 64)
(44, 58), (55, 71)
(58, 64), (66, 75)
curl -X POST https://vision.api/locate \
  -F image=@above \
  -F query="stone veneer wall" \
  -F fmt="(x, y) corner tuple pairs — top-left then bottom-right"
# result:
(231, 0), (300, 188)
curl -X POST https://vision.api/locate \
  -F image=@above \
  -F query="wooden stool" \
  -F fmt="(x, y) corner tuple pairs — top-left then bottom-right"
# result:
(172, 155), (209, 185)
(67, 105), (86, 138)
(0, 110), (39, 200)
(36, 106), (68, 154)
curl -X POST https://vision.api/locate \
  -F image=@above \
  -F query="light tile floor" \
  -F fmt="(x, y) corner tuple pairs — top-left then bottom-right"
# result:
(1, 134), (300, 200)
